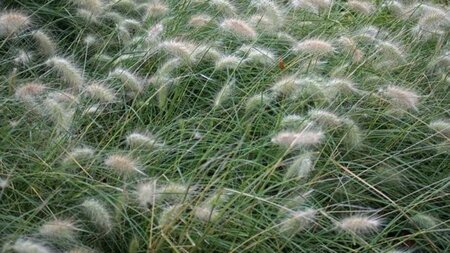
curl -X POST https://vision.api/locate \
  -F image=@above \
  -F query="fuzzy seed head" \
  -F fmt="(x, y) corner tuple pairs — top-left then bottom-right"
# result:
(104, 154), (142, 175)
(15, 83), (46, 101)
(0, 177), (8, 189)
(279, 208), (317, 233)
(109, 68), (143, 95)
(271, 75), (299, 97)
(213, 80), (234, 108)
(189, 14), (213, 27)
(145, 2), (169, 18)
(286, 153), (315, 179)
(126, 132), (163, 149)
(0, 11), (30, 37)
(210, 0), (237, 15)
(337, 215), (381, 235)
(347, 1), (375, 15)
(81, 199), (113, 233)
(240, 45), (275, 65)
(14, 50), (33, 66)
(294, 39), (335, 56)
(309, 109), (342, 127)
(272, 130), (324, 148)
(46, 57), (84, 89)
(71, 0), (104, 14)
(136, 181), (159, 208)
(11, 239), (53, 253)
(39, 219), (77, 240)
(159, 204), (184, 226)
(193, 206), (220, 222)
(33, 30), (56, 57)
(215, 55), (242, 70)
(245, 93), (271, 112)
(63, 147), (95, 165)
(382, 86), (419, 111)
(159, 40), (197, 60)
(220, 18), (257, 40)
(291, 0), (331, 14)
(430, 120), (450, 138)
(85, 83), (116, 103)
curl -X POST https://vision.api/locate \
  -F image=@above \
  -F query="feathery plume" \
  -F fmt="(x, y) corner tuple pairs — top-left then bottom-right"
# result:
(14, 50), (33, 66)
(126, 132), (164, 149)
(11, 239), (53, 253)
(245, 93), (272, 112)
(136, 180), (159, 208)
(81, 199), (113, 233)
(0, 177), (8, 189)
(430, 120), (450, 138)
(381, 86), (419, 111)
(39, 218), (78, 240)
(160, 183), (193, 203)
(279, 208), (317, 233)
(62, 147), (95, 165)
(290, 0), (331, 14)
(104, 154), (144, 176)
(193, 206), (220, 222)
(337, 215), (381, 235)
(411, 213), (439, 229)
(213, 80), (234, 109)
(46, 57), (84, 89)
(0, 11), (30, 37)
(85, 83), (116, 103)
(76, 9), (98, 23)
(239, 45), (275, 65)
(159, 40), (197, 61)
(281, 115), (307, 129)
(71, 0), (104, 14)
(220, 18), (257, 40)
(271, 130), (324, 148)
(308, 109), (342, 127)
(210, 0), (237, 15)
(32, 30), (56, 56)
(215, 55), (242, 70)
(293, 39), (334, 56)
(144, 1), (169, 19)
(109, 68), (143, 95)
(347, 1), (375, 15)
(189, 14), (213, 28)
(43, 98), (75, 131)
(159, 204), (184, 226)
(15, 83), (46, 102)
(324, 78), (358, 99)
(285, 153), (315, 179)
(271, 75), (298, 97)
(145, 23), (164, 46)
(341, 118), (363, 148)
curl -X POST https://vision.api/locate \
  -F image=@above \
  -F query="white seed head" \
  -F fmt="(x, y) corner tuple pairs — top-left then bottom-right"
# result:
(43, 98), (75, 131)
(285, 153), (315, 179)
(126, 132), (163, 149)
(39, 219), (77, 240)
(271, 75), (299, 97)
(14, 50), (33, 66)
(145, 2), (169, 19)
(382, 86), (419, 111)
(279, 208), (317, 233)
(210, 0), (237, 15)
(109, 68), (143, 95)
(272, 130), (324, 148)
(430, 120), (450, 138)
(213, 80), (234, 108)
(0, 11), (30, 37)
(215, 55), (242, 70)
(33, 30), (56, 56)
(291, 0), (331, 14)
(159, 204), (184, 226)
(239, 45), (275, 65)
(136, 181), (159, 208)
(85, 83), (116, 103)
(293, 39), (335, 56)
(220, 18), (257, 40)
(0, 177), (9, 189)
(347, 1), (375, 15)
(46, 57), (84, 89)
(308, 109), (342, 127)
(71, 0), (104, 14)
(245, 93), (272, 112)
(15, 83), (46, 102)
(62, 147), (95, 165)
(145, 23), (164, 46)
(11, 239), (53, 253)
(189, 14), (213, 27)
(81, 199), (113, 233)
(337, 215), (381, 235)
(281, 114), (306, 129)
(159, 40), (197, 61)
(104, 154), (143, 175)
(193, 206), (220, 222)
